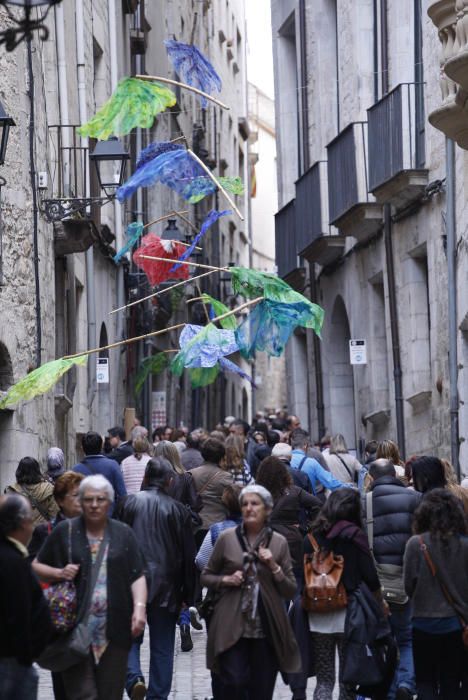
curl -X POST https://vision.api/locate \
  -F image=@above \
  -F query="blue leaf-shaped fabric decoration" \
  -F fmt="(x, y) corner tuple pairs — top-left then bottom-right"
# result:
(235, 299), (316, 359)
(136, 141), (184, 171)
(117, 149), (204, 203)
(219, 357), (256, 387)
(113, 222), (144, 263)
(170, 209), (231, 272)
(165, 40), (222, 108)
(172, 323), (238, 371)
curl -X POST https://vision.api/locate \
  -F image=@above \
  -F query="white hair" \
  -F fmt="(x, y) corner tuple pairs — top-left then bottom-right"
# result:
(239, 484), (274, 510)
(272, 443), (292, 460)
(79, 474), (114, 502)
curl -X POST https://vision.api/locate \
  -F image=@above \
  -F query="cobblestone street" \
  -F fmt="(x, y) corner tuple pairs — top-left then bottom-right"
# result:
(37, 624), (335, 699)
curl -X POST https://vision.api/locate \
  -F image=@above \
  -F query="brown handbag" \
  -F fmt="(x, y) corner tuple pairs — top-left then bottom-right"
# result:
(302, 533), (348, 613)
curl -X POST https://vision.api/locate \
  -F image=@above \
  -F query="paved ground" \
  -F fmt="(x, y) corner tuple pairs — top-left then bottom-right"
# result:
(38, 625), (338, 699)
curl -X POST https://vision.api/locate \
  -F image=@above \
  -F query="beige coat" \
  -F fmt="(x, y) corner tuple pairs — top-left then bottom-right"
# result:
(201, 527), (301, 673)
(190, 463), (233, 531)
(7, 481), (58, 526)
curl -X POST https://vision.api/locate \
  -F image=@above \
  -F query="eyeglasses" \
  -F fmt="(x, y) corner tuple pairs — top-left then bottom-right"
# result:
(82, 496), (109, 505)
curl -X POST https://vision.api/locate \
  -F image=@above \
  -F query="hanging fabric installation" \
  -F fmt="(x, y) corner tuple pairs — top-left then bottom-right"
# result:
(200, 293), (237, 330)
(165, 40), (222, 108)
(78, 78), (176, 140)
(171, 323), (238, 374)
(113, 222), (144, 263)
(0, 356), (88, 409)
(136, 141), (184, 170)
(230, 267), (324, 335)
(134, 352), (169, 395)
(116, 148), (243, 204)
(235, 299), (318, 358)
(133, 234), (190, 287)
(219, 357), (256, 387)
(170, 209), (231, 272)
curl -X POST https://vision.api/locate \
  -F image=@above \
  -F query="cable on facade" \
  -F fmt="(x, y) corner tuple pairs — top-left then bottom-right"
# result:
(27, 36), (42, 368)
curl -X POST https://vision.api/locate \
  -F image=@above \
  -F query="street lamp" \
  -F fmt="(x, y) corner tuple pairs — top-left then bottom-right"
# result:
(162, 218), (185, 243)
(0, 0), (61, 51)
(89, 137), (129, 197)
(0, 99), (14, 165)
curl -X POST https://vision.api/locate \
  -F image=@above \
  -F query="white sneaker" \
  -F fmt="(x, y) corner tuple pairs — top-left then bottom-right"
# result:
(189, 606), (203, 630)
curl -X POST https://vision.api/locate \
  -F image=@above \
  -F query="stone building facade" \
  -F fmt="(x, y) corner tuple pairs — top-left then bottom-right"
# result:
(0, 0), (250, 488)
(271, 0), (466, 467)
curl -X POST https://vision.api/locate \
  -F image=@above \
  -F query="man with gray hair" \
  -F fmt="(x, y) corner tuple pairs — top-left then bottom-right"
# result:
(363, 458), (422, 700)
(290, 429), (348, 497)
(0, 494), (52, 699)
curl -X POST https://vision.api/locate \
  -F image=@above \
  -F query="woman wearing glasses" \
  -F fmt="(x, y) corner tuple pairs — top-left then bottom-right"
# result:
(34, 474), (147, 700)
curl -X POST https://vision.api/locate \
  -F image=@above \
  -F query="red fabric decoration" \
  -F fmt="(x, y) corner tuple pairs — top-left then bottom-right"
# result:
(133, 233), (190, 286)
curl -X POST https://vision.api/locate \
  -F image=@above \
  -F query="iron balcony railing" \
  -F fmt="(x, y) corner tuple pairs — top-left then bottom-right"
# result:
(327, 122), (372, 225)
(275, 199), (298, 279)
(295, 161), (333, 254)
(367, 82), (426, 192)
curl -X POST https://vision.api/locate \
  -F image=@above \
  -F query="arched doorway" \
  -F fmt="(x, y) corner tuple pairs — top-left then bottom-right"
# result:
(328, 297), (357, 451)
(97, 323), (111, 433)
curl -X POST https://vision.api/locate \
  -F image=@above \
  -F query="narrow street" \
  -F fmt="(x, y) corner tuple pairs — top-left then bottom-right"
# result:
(38, 625), (335, 699)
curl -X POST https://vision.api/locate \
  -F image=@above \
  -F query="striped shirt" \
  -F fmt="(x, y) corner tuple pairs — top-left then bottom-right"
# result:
(121, 453), (152, 494)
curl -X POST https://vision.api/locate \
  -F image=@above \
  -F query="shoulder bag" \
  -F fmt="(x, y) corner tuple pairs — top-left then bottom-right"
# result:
(302, 533), (347, 613)
(43, 520), (77, 632)
(366, 492), (408, 605)
(335, 454), (357, 483)
(37, 530), (109, 672)
(419, 535), (468, 648)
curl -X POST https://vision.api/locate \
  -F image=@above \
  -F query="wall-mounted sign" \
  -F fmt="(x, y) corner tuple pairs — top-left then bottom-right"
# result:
(349, 339), (367, 365)
(96, 358), (109, 383)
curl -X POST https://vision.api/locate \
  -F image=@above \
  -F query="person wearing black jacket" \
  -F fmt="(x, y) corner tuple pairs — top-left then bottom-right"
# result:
(107, 426), (134, 464)
(363, 459), (422, 700)
(363, 459), (421, 700)
(0, 493), (52, 700)
(119, 457), (197, 700)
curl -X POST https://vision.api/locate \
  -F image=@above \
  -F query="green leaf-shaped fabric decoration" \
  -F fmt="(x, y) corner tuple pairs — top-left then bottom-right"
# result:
(200, 294), (237, 330)
(78, 78), (176, 140)
(188, 365), (220, 388)
(187, 176), (244, 204)
(0, 355), (88, 409)
(230, 267), (324, 335)
(134, 352), (169, 396)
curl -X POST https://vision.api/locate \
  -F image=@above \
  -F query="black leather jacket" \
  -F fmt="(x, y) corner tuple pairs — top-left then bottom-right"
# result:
(119, 487), (197, 610)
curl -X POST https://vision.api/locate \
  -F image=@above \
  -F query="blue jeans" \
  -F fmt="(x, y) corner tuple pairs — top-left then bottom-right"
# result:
(0, 658), (38, 700)
(126, 603), (178, 700)
(388, 601), (416, 699)
(178, 606), (190, 627)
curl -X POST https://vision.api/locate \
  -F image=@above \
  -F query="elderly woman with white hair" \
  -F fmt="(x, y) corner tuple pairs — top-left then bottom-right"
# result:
(201, 484), (301, 700)
(35, 474), (147, 700)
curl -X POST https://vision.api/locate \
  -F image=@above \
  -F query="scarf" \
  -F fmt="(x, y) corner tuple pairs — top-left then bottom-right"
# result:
(326, 519), (370, 554)
(238, 524), (272, 620)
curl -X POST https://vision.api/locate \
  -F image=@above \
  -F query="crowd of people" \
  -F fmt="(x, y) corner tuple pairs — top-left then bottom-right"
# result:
(1, 411), (468, 700)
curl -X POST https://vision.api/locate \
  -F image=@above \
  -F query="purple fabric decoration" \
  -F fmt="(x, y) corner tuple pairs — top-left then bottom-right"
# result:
(219, 357), (257, 387)
(136, 141), (184, 171)
(165, 40), (222, 108)
(170, 209), (231, 272)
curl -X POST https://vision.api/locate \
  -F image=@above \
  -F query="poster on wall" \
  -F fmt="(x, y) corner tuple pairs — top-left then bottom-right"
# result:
(152, 391), (167, 429)
(349, 339), (367, 365)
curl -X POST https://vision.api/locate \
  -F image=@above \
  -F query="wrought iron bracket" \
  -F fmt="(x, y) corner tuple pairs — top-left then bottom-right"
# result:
(42, 196), (111, 222)
(0, 1), (58, 52)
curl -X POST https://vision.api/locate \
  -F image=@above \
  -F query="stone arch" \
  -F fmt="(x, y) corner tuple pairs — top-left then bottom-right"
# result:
(98, 323), (109, 358)
(328, 296), (357, 451)
(0, 342), (13, 391)
(242, 387), (249, 422)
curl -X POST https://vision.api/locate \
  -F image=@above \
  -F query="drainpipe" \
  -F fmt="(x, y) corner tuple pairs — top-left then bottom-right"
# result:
(76, 0), (97, 407)
(55, 6), (77, 399)
(309, 262), (325, 440)
(108, 0), (125, 424)
(446, 137), (460, 477)
(384, 203), (406, 458)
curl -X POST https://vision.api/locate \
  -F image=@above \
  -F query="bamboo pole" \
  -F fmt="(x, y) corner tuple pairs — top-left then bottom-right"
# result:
(135, 74), (229, 110)
(109, 268), (225, 314)
(143, 210), (189, 230)
(64, 297), (262, 360)
(187, 148), (244, 221)
(139, 255), (226, 272)
(174, 210), (198, 233)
